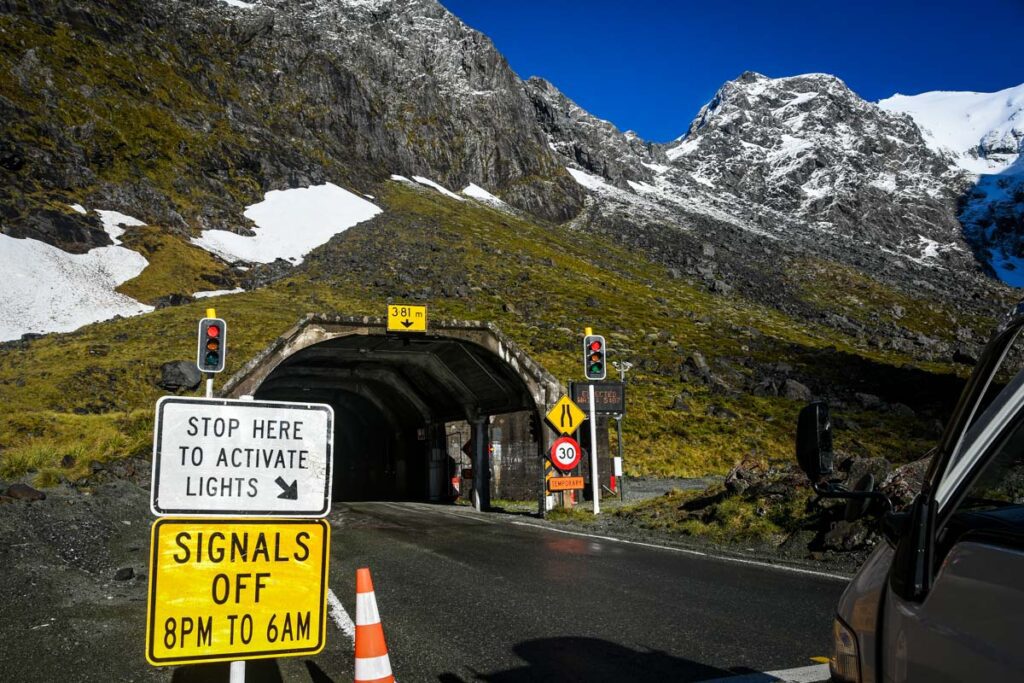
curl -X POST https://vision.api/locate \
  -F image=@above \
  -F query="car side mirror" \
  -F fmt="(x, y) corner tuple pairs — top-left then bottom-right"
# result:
(881, 510), (911, 547)
(796, 401), (834, 482)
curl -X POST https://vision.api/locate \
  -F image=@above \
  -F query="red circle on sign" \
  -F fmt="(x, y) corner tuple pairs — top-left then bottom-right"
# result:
(550, 436), (582, 472)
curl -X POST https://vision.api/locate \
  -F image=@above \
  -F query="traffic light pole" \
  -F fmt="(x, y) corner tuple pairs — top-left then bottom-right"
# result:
(205, 374), (214, 399)
(588, 382), (599, 515)
(615, 414), (624, 502)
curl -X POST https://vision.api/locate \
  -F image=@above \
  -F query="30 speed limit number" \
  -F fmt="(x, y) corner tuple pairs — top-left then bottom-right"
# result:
(550, 436), (581, 471)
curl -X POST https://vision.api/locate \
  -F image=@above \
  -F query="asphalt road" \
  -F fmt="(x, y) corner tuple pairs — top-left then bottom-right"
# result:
(0, 493), (845, 682)
(301, 502), (845, 682)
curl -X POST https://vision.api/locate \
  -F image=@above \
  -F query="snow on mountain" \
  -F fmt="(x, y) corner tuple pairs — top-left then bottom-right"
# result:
(534, 71), (1007, 307)
(0, 210), (152, 341)
(879, 84), (1024, 175)
(461, 183), (509, 208)
(411, 176), (465, 202)
(193, 288), (245, 298)
(192, 183), (381, 265)
(879, 83), (1024, 285)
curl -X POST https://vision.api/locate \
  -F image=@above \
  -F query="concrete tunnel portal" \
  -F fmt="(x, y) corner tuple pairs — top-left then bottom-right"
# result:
(220, 315), (564, 508)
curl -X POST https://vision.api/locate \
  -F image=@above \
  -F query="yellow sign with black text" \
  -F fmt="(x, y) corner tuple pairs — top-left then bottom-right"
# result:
(387, 304), (427, 332)
(146, 518), (330, 666)
(545, 396), (587, 436)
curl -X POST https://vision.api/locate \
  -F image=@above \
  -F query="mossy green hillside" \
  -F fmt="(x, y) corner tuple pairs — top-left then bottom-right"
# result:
(0, 15), (261, 220)
(0, 183), (986, 485)
(116, 227), (236, 304)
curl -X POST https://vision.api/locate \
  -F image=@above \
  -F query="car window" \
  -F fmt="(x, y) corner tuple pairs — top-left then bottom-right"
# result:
(938, 365), (1024, 508)
(958, 422), (1024, 513)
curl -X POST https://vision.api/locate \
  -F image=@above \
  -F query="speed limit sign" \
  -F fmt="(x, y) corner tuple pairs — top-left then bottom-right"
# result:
(550, 436), (582, 472)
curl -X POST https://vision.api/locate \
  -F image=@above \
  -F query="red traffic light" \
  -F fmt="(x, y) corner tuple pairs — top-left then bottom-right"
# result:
(583, 333), (607, 380)
(197, 317), (227, 374)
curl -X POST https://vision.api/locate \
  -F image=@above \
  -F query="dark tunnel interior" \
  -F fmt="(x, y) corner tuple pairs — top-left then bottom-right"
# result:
(253, 334), (540, 502)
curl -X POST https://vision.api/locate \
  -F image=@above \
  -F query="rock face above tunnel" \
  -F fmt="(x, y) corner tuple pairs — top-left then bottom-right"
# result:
(0, 0), (583, 240)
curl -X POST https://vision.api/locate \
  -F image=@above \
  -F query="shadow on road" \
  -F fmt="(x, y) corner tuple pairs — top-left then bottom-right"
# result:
(439, 636), (758, 682)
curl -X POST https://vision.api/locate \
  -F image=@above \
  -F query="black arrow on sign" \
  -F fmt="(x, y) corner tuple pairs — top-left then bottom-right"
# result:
(401, 319), (414, 328)
(275, 477), (298, 500)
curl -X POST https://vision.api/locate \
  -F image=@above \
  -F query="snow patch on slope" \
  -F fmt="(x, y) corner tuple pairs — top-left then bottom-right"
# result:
(879, 84), (1024, 175)
(192, 183), (381, 265)
(567, 167), (611, 190)
(462, 183), (508, 207)
(0, 209), (152, 341)
(412, 176), (465, 201)
(193, 288), (245, 299)
(97, 210), (144, 244)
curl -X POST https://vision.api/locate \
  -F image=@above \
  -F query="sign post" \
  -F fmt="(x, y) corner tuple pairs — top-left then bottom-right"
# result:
(588, 381), (600, 514)
(148, 312), (336, 682)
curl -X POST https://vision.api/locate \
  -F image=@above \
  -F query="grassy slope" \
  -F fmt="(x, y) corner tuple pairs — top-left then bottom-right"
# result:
(116, 227), (237, 303)
(0, 182), (987, 487)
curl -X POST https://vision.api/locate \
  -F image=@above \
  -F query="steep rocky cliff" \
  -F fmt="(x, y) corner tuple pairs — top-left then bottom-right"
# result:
(0, 0), (583, 255)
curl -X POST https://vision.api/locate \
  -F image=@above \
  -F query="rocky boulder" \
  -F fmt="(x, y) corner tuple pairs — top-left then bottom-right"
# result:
(157, 361), (202, 392)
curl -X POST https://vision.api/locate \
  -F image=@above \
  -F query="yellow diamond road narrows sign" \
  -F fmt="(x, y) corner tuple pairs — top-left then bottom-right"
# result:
(146, 518), (330, 666)
(546, 395), (587, 436)
(387, 304), (427, 332)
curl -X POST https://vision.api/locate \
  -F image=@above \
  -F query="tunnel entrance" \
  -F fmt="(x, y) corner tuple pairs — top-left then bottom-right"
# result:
(221, 316), (563, 508)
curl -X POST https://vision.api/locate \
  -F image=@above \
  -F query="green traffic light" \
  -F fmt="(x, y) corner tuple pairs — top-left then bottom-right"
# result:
(205, 352), (219, 367)
(590, 363), (602, 374)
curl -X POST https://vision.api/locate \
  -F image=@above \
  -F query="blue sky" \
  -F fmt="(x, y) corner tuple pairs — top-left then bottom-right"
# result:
(440, 0), (1024, 142)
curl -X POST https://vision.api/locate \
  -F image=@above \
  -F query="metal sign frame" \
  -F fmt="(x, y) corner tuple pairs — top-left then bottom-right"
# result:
(151, 397), (334, 517)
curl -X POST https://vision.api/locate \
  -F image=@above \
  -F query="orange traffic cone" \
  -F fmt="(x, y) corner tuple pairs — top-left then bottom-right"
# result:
(354, 567), (395, 683)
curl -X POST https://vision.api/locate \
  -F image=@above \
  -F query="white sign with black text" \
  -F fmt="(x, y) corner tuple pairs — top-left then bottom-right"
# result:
(151, 397), (334, 517)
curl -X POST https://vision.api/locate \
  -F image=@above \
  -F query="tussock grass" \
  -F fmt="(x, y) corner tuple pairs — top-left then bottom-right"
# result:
(0, 410), (151, 487)
(117, 228), (236, 304)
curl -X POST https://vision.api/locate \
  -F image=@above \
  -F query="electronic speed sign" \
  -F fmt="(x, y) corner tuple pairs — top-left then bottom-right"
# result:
(549, 436), (581, 472)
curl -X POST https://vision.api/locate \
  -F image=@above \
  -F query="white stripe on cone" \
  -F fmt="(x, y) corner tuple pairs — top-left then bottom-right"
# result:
(355, 653), (394, 680)
(356, 591), (381, 624)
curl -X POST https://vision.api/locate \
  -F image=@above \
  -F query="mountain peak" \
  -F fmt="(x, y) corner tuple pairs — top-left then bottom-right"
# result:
(879, 82), (1024, 175)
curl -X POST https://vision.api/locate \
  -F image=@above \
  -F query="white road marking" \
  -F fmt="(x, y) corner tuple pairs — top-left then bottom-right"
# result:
(702, 664), (831, 682)
(510, 521), (850, 582)
(326, 588), (356, 642)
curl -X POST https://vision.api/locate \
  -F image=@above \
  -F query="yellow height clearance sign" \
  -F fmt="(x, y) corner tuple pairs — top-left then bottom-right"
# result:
(146, 518), (330, 666)
(387, 304), (427, 332)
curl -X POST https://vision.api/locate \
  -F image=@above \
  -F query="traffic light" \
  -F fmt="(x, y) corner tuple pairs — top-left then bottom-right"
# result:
(583, 334), (606, 380)
(197, 317), (227, 373)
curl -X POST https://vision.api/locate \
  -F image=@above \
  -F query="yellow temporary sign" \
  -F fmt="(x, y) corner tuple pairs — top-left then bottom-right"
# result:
(146, 518), (330, 666)
(545, 395), (587, 436)
(387, 304), (427, 332)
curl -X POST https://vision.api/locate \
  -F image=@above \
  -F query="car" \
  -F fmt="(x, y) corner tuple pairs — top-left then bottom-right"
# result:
(796, 302), (1024, 682)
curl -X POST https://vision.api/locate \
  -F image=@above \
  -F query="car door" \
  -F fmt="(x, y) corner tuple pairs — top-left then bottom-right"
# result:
(880, 310), (1024, 682)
